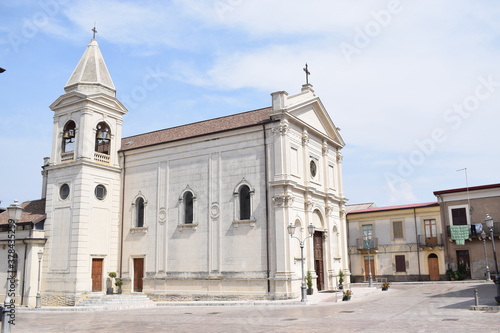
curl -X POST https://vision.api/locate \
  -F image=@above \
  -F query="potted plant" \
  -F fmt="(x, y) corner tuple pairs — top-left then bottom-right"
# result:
(306, 271), (314, 295)
(338, 269), (344, 290)
(115, 278), (123, 294)
(342, 289), (352, 301)
(446, 268), (457, 281)
(381, 282), (390, 291)
(107, 272), (117, 294)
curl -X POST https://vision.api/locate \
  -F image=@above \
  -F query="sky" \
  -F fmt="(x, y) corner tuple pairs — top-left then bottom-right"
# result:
(1, 0), (499, 209)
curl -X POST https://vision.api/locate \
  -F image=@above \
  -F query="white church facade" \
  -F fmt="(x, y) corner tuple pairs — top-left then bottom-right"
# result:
(0, 38), (349, 306)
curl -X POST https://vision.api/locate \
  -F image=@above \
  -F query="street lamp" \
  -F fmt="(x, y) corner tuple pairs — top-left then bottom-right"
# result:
(485, 214), (500, 304)
(36, 250), (43, 308)
(288, 222), (316, 303)
(363, 231), (374, 287)
(3, 200), (23, 332)
(480, 230), (491, 281)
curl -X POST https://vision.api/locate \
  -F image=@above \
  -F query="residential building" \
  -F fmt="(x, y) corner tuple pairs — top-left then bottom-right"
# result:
(434, 183), (500, 280)
(346, 202), (445, 282)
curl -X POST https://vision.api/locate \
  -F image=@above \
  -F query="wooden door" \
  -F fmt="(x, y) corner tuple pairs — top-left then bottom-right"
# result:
(313, 231), (324, 291)
(428, 254), (440, 281)
(91, 258), (103, 292)
(134, 258), (144, 292)
(364, 256), (375, 281)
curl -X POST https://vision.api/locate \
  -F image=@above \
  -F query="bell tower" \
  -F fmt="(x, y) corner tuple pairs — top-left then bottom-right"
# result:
(42, 37), (127, 305)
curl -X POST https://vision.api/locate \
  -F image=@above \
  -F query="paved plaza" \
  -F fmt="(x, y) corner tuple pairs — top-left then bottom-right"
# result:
(12, 281), (500, 332)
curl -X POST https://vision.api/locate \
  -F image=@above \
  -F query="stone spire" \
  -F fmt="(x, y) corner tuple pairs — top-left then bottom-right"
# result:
(64, 39), (116, 96)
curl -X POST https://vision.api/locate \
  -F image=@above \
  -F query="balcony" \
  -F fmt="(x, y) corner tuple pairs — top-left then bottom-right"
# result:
(356, 237), (378, 251)
(446, 222), (500, 239)
(417, 234), (444, 249)
(61, 151), (74, 163)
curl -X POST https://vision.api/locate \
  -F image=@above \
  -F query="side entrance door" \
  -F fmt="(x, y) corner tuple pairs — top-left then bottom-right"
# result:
(91, 258), (103, 292)
(134, 258), (144, 292)
(313, 231), (324, 291)
(364, 256), (375, 281)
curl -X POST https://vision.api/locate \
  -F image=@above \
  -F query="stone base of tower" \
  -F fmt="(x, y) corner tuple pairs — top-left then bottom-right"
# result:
(41, 291), (89, 306)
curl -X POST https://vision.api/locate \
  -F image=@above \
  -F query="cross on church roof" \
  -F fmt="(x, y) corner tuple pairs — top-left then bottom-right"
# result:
(92, 24), (97, 39)
(303, 63), (310, 85)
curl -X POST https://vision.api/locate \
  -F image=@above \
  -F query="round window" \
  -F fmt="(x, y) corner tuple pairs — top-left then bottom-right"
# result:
(310, 160), (317, 178)
(59, 184), (70, 200)
(95, 184), (107, 200)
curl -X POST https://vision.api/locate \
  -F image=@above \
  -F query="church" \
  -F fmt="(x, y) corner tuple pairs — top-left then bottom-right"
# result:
(0, 38), (349, 306)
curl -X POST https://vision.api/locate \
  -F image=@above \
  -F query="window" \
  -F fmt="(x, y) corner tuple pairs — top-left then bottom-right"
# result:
(95, 184), (107, 200)
(62, 121), (76, 153)
(59, 183), (70, 200)
(136, 197), (145, 227)
(239, 185), (251, 220)
(395, 255), (406, 272)
(424, 219), (437, 238)
(451, 208), (467, 225)
(95, 122), (111, 155)
(183, 191), (194, 224)
(362, 224), (374, 249)
(393, 221), (404, 239)
(310, 159), (317, 178)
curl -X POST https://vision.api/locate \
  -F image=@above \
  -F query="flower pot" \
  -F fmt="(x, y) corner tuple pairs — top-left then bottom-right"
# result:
(382, 287), (388, 291)
(338, 284), (343, 290)
(342, 296), (351, 301)
(106, 287), (114, 295)
(307, 288), (314, 295)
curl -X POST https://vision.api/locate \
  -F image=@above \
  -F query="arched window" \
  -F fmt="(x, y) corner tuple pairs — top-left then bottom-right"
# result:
(136, 197), (145, 227)
(239, 185), (251, 220)
(62, 121), (76, 153)
(183, 191), (194, 224)
(95, 122), (111, 155)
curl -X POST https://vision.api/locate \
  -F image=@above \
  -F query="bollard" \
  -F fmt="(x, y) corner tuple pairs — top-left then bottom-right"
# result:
(474, 288), (479, 306)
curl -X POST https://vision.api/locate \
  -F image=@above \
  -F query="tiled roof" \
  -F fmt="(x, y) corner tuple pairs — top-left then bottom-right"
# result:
(433, 183), (500, 196)
(347, 201), (439, 215)
(0, 199), (46, 226)
(345, 203), (377, 213)
(120, 107), (273, 151)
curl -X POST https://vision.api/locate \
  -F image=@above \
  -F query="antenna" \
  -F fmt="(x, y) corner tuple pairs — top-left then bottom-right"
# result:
(457, 168), (472, 220)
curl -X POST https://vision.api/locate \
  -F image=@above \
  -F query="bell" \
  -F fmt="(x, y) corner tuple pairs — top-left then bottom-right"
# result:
(97, 129), (108, 140)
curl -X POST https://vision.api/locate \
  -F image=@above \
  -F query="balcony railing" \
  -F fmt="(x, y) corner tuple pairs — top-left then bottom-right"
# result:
(356, 237), (379, 251)
(446, 222), (500, 239)
(61, 151), (74, 163)
(417, 234), (444, 248)
(94, 152), (110, 164)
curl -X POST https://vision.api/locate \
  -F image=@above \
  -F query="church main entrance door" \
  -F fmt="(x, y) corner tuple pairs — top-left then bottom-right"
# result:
(313, 231), (325, 291)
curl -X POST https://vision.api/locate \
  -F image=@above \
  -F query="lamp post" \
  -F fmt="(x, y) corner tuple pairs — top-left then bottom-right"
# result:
(287, 223), (316, 303)
(363, 231), (373, 287)
(485, 214), (500, 304)
(2, 200), (23, 333)
(480, 230), (491, 281)
(36, 250), (43, 308)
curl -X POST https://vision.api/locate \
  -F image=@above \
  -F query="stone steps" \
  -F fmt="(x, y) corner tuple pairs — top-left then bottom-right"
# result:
(75, 294), (155, 309)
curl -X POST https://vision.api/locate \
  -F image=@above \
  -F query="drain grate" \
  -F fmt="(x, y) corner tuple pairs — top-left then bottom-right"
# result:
(208, 312), (221, 315)
(339, 311), (355, 313)
(442, 319), (459, 321)
(282, 318), (298, 321)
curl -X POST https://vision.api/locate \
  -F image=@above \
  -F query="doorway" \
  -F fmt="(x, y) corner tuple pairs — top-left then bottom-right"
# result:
(456, 250), (471, 279)
(364, 256), (375, 281)
(313, 231), (324, 291)
(91, 258), (103, 292)
(428, 253), (440, 281)
(133, 258), (144, 292)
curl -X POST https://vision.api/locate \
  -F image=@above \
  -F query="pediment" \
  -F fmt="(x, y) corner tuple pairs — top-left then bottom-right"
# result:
(50, 91), (128, 114)
(287, 97), (344, 147)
